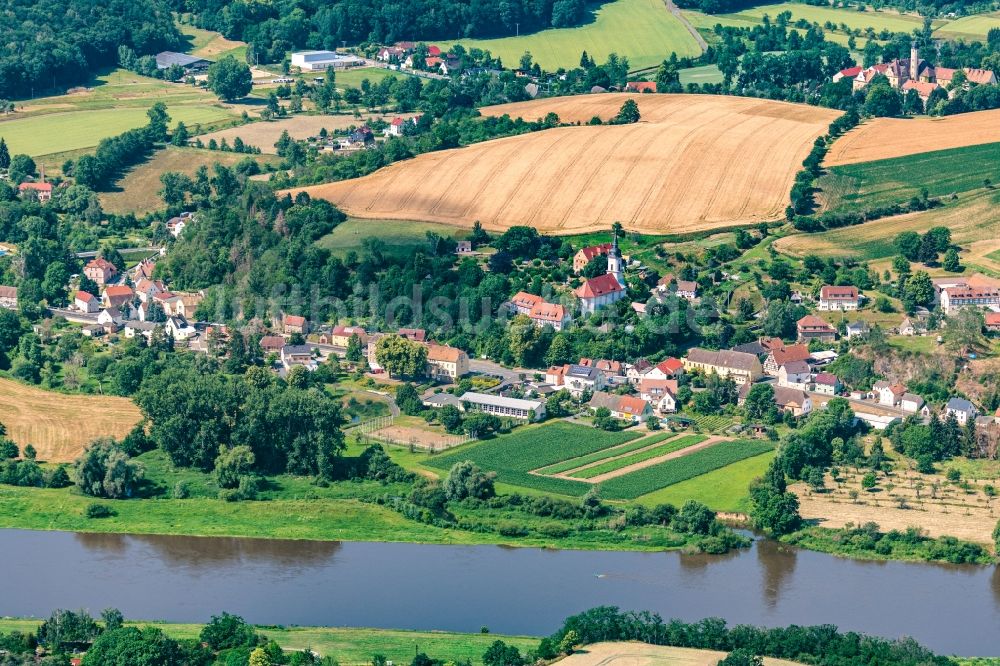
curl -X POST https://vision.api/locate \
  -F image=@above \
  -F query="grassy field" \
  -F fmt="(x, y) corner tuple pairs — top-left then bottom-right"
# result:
(819, 142), (1000, 212)
(724, 2), (931, 33)
(934, 11), (1000, 39)
(436, 0), (701, 72)
(295, 94), (839, 236)
(0, 105), (234, 158)
(678, 64), (724, 85)
(0, 619), (538, 663)
(100, 146), (276, 214)
(333, 67), (417, 89)
(0, 377), (142, 463)
(598, 439), (776, 500)
(559, 642), (804, 666)
(777, 188), (1000, 263)
(317, 217), (469, 258)
(635, 450), (775, 513)
(178, 22), (248, 61)
(426, 422), (640, 496)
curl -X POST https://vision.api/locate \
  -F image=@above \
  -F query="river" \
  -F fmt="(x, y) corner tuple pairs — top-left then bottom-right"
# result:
(3, 529), (999, 656)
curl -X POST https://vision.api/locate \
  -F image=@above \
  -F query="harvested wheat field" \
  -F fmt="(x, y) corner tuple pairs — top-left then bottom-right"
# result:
(289, 94), (840, 235)
(0, 378), (142, 463)
(558, 642), (803, 666)
(825, 108), (1000, 166)
(198, 113), (418, 154)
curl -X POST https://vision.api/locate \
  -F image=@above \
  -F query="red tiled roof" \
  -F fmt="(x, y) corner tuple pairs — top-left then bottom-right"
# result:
(19, 181), (52, 192)
(85, 257), (116, 272)
(625, 81), (656, 93)
(965, 68), (996, 84)
(398, 327), (426, 341)
(104, 285), (133, 298)
(574, 273), (623, 299)
(510, 291), (544, 309)
(76, 290), (96, 302)
(655, 357), (683, 374)
(838, 66), (862, 77)
(797, 315), (834, 331)
(820, 285), (859, 300)
(529, 301), (566, 323)
(814, 372), (839, 385)
(770, 344), (810, 364)
(427, 344), (464, 363)
(640, 377), (678, 396)
(616, 395), (650, 416)
(577, 243), (613, 262)
(985, 312), (1000, 326)
(285, 315), (306, 326)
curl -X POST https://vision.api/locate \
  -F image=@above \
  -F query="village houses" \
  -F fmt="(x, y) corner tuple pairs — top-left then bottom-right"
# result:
(84, 258), (118, 287)
(426, 344), (469, 381)
(682, 348), (762, 385)
(0, 285), (18, 309)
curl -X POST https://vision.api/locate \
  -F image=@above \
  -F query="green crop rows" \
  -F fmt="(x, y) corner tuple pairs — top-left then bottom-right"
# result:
(536, 431), (676, 475)
(598, 440), (777, 500)
(426, 422), (639, 496)
(569, 435), (707, 479)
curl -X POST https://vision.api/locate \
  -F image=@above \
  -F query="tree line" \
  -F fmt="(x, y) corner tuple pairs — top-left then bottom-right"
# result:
(0, 0), (181, 99)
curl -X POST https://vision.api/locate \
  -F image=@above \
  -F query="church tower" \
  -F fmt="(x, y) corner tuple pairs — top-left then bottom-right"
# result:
(607, 227), (625, 287)
(910, 41), (919, 81)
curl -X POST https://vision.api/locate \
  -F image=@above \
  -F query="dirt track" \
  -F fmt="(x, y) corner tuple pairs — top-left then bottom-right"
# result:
(824, 108), (1000, 166)
(289, 94), (839, 235)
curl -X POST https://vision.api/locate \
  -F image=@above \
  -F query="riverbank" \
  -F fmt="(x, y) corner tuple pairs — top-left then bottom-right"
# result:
(0, 619), (539, 663)
(0, 484), (707, 553)
(781, 525), (994, 565)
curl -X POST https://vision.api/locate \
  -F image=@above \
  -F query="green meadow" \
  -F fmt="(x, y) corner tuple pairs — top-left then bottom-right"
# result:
(436, 0), (702, 72)
(820, 142), (1000, 212)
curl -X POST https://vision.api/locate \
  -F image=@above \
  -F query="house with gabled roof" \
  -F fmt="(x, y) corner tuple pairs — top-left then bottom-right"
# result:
(683, 348), (762, 385)
(75, 291), (99, 313)
(797, 315), (836, 342)
(0, 285), (18, 309)
(573, 243), (614, 273)
(763, 343), (810, 376)
(639, 378), (679, 413)
(818, 285), (860, 311)
(84, 257), (118, 287)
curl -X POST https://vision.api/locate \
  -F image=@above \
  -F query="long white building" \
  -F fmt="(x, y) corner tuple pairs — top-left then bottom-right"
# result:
(458, 392), (545, 421)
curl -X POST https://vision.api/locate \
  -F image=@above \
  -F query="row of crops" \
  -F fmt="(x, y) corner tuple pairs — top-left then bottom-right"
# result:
(425, 422), (640, 496)
(598, 439), (777, 500)
(536, 430), (678, 475)
(568, 434), (707, 480)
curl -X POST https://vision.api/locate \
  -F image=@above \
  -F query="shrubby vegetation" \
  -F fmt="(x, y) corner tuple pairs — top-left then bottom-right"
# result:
(548, 606), (955, 666)
(0, 0), (181, 99)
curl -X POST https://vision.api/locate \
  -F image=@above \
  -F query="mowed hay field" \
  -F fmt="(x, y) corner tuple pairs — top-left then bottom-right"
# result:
(934, 11), (1000, 40)
(0, 105), (234, 158)
(558, 642), (804, 666)
(100, 146), (277, 215)
(824, 108), (1000, 166)
(775, 189), (1000, 262)
(292, 94), (840, 236)
(0, 377), (142, 463)
(435, 0), (701, 72)
(197, 113), (418, 154)
(724, 2), (932, 34)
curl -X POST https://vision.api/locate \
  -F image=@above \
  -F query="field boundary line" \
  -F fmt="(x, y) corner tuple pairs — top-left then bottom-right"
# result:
(529, 431), (683, 476)
(585, 435), (729, 484)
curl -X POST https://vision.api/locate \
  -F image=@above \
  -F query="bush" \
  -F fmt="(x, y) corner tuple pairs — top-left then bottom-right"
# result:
(537, 523), (571, 538)
(173, 481), (191, 499)
(85, 503), (115, 519)
(497, 521), (529, 537)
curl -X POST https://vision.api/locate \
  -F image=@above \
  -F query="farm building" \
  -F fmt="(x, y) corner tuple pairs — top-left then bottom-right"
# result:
(18, 181), (52, 202)
(155, 52), (211, 73)
(458, 392), (545, 421)
(796, 315), (836, 342)
(291, 51), (365, 71)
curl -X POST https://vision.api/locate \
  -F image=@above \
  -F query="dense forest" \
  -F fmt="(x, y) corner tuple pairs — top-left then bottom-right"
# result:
(0, 0), (181, 99)
(182, 0), (590, 63)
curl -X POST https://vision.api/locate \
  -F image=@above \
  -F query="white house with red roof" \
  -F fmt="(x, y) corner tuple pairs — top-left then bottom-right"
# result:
(643, 357), (684, 381)
(528, 300), (571, 331)
(818, 285), (860, 311)
(75, 290), (99, 313)
(625, 81), (656, 93)
(102, 285), (135, 309)
(832, 66), (862, 83)
(18, 181), (53, 202)
(639, 378), (679, 413)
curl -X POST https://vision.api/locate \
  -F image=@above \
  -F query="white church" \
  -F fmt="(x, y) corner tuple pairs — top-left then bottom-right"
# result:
(574, 229), (627, 315)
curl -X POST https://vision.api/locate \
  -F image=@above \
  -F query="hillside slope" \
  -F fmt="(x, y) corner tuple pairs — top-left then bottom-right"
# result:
(291, 94), (840, 236)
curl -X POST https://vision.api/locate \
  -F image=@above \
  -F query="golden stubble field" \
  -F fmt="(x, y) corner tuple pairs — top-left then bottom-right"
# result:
(558, 642), (804, 666)
(825, 108), (1000, 166)
(289, 94), (840, 235)
(0, 378), (142, 463)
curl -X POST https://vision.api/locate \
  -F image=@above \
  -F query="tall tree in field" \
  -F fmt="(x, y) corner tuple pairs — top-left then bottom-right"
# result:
(613, 99), (640, 124)
(0, 137), (9, 169)
(207, 56), (253, 101)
